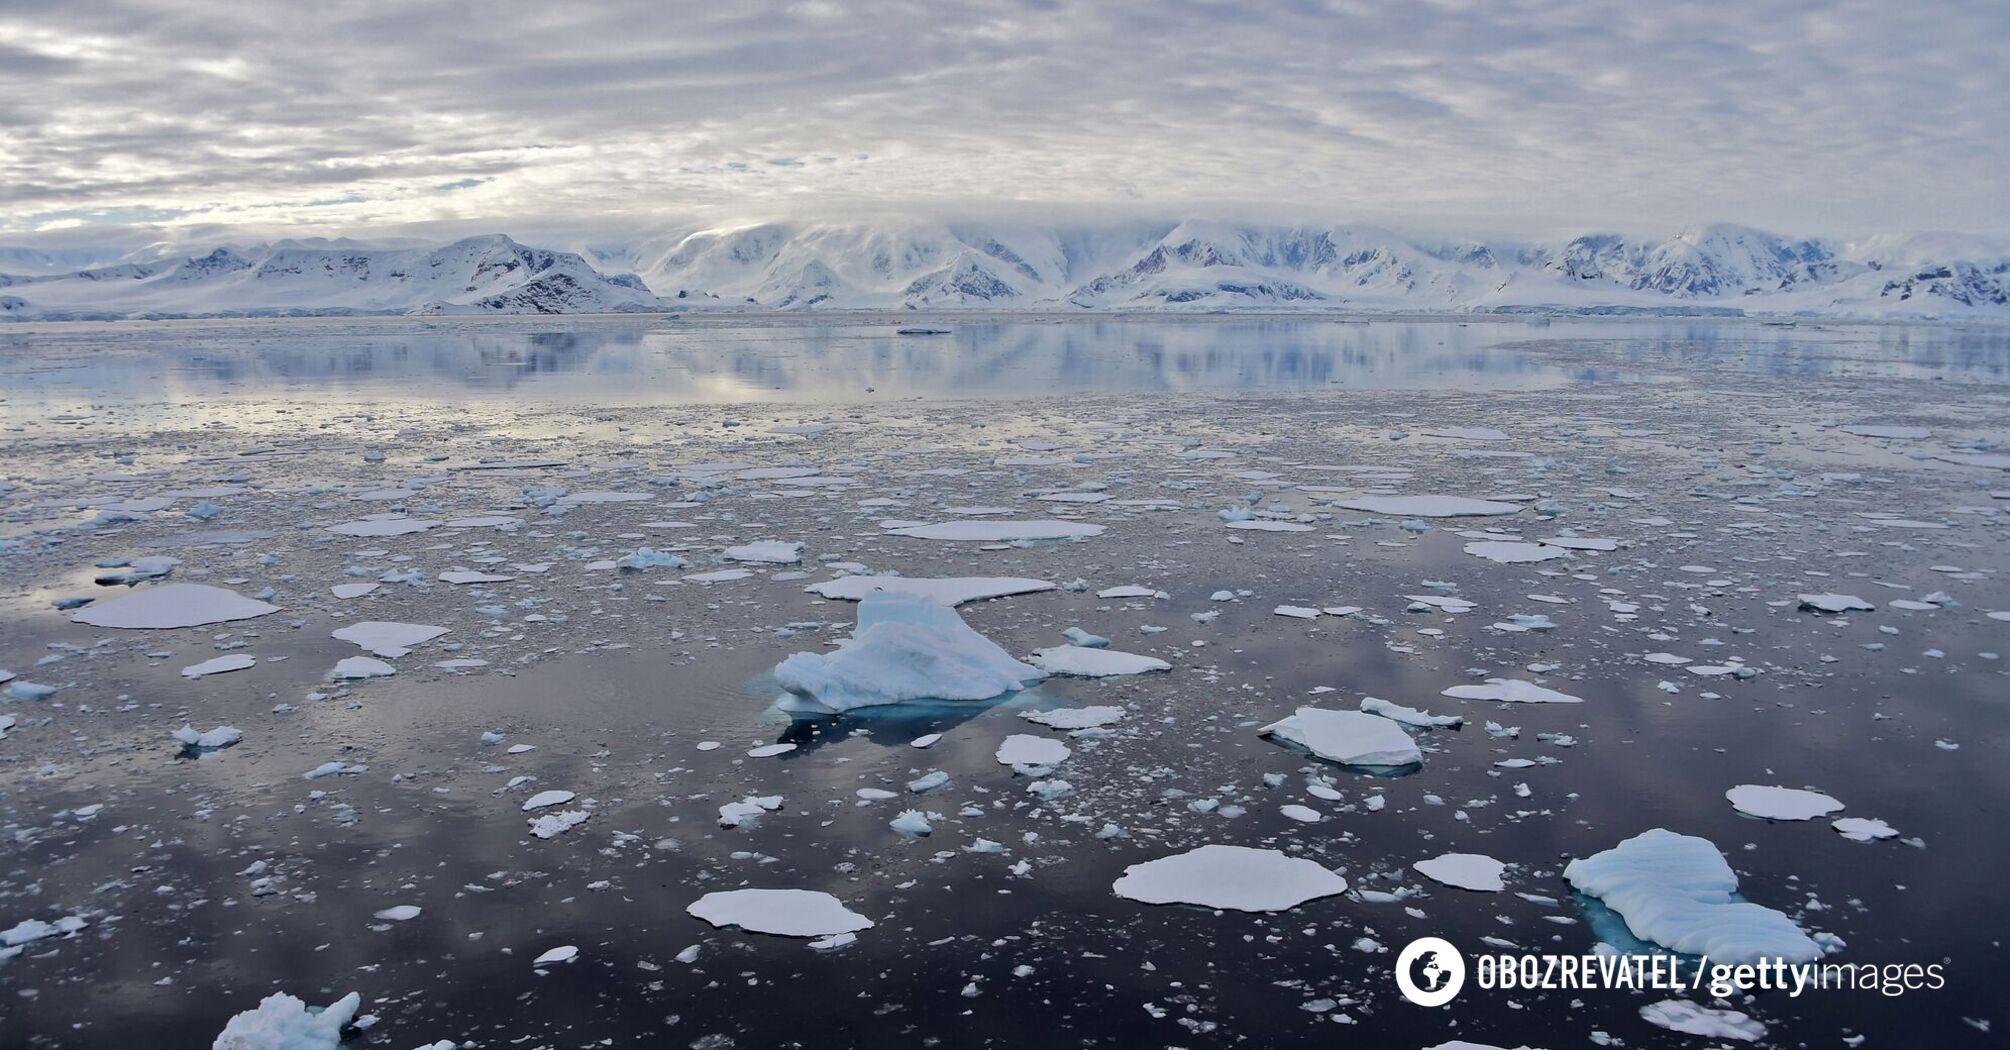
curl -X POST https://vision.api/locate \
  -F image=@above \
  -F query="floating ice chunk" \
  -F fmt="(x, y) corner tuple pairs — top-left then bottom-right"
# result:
(725, 540), (805, 563)
(720, 795), (783, 827)
(326, 516), (439, 537)
(1424, 427), (1508, 440)
(1464, 541), (1569, 564)
(532, 945), (578, 967)
(182, 654), (256, 679)
(1537, 536), (1618, 551)
(1563, 829), (1821, 964)
(888, 521), (1104, 541)
(1096, 585), (1165, 599)
(1273, 605), (1321, 619)
(774, 592), (1043, 712)
(996, 734), (1071, 771)
(889, 809), (933, 836)
(1639, 999), (1766, 1041)
(373, 905), (421, 922)
(1360, 697), (1462, 728)
(330, 583), (378, 599)
(528, 810), (589, 838)
(686, 889), (874, 937)
(304, 761), (366, 779)
(1725, 784), (1844, 821)
(332, 622), (448, 658)
(438, 570), (515, 584)
(1838, 424), (1930, 439)
(211, 991), (362, 1050)
(174, 725), (242, 750)
(1112, 844), (1347, 912)
(1021, 705), (1126, 730)
(1832, 817), (1899, 842)
(805, 575), (1054, 606)
(907, 770), (950, 792)
(1028, 646), (1169, 677)
(331, 656), (395, 679)
(615, 548), (690, 571)
(3, 915), (87, 946)
(1280, 804), (1322, 823)
(1799, 593), (1874, 614)
(748, 743), (796, 758)
(521, 790), (576, 812)
(71, 583), (279, 629)
(1258, 707), (1422, 768)
(1414, 852), (1507, 892)
(1442, 679), (1583, 704)
(1337, 495), (1522, 518)
(1222, 517), (1314, 533)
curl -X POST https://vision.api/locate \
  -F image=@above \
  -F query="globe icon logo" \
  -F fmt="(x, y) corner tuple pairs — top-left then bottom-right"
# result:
(1395, 937), (1466, 1007)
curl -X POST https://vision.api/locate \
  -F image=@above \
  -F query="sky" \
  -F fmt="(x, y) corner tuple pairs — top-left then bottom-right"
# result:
(3, 0), (2006, 248)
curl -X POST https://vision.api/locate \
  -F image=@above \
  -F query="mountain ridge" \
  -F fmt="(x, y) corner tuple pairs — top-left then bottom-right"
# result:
(4, 221), (2007, 320)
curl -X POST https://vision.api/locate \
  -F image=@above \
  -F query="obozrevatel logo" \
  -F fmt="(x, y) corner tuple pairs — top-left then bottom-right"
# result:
(1395, 937), (1466, 1007)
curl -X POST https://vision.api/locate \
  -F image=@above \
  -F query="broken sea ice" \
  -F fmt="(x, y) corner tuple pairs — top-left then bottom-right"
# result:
(773, 591), (1044, 712)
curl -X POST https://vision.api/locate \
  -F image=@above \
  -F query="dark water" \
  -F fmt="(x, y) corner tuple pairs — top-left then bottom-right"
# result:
(0, 316), (2006, 1048)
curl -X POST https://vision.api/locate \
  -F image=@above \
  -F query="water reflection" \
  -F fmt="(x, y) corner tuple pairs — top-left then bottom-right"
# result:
(0, 318), (2003, 412)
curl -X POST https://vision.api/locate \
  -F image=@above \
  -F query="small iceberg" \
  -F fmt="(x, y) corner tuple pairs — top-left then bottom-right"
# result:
(686, 888), (874, 937)
(211, 991), (361, 1050)
(774, 591), (1044, 712)
(1563, 828), (1822, 964)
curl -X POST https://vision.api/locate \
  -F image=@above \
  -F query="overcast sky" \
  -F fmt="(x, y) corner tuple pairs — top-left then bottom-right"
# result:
(4, 0), (2005, 245)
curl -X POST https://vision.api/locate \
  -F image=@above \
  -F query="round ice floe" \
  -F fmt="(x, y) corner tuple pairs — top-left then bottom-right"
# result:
(1337, 495), (1522, 518)
(1413, 852), (1507, 892)
(1112, 844), (1347, 912)
(1725, 784), (1844, 821)
(70, 583), (279, 630)
(1020, 705), (1126, 730)
(996, 734), (1071, 770)
(1832, 817), (1898, 842)
(686, 889), (874, 937)
(521, 790), (576, 812)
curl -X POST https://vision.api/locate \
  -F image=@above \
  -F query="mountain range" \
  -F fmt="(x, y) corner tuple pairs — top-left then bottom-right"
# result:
(3, 220), (2007, 320)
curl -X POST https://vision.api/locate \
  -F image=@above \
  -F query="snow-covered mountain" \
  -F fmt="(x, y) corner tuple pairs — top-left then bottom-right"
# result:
(4, 221), (2007, 320)
(0, 235), (659, 319)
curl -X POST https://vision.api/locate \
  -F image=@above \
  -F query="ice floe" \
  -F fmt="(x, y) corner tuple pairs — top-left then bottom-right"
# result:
(1111, 845), (1347, 912)
(1441, 679), (1583, 704)
(804, 575), (1054, 606)
(182, 654), (256, 679)
(1020, 705), (1126, 730)
(1258, 707), (1422, 768)
(686, 889), (874, 937)
(1639, 999), (1766, 1041)
(996, 733), (1071, 771)
(71, 583), (279, 629)
(1725, 784), (1845, 820)
(1337, 495), (1522, 517)
(1028, 645), (1169, 677)
(1413, 852), (1507, 892)
(332, 622), (448, 658)
(888, 520), (1105, 541)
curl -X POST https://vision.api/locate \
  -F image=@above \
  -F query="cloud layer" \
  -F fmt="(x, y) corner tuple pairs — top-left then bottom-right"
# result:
(4, 0), (2005, 240)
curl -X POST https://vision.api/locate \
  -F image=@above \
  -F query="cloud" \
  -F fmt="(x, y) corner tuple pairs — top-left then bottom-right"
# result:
(1, 0), (2005, 240)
